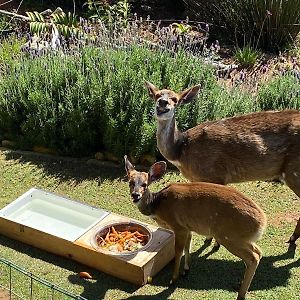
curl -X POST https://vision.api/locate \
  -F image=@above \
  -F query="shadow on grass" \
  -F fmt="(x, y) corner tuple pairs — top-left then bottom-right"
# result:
(1, 234), (299, 299)
(121, 242), (300, 299)
(2, 149), (124, 184)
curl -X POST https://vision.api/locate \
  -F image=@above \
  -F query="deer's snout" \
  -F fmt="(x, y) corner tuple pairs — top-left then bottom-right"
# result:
(131, 191), (142, 202)
(158, 98), (169, 107)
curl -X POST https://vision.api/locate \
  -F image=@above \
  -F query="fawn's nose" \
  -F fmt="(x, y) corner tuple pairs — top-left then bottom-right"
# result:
(131, 192), (141, 202)
(158, 98), (168, 107)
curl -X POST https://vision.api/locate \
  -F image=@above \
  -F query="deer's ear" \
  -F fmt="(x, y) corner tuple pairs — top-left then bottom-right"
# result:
(148, 161), (167, 184)
(124, 155), (135, 175)
(178, 84), (201, 105)
(145, 81), (159, 100)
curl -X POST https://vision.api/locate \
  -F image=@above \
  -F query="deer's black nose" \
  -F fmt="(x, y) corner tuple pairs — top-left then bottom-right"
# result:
(158, 98), (168, 107)
(131, 192), (141, 202)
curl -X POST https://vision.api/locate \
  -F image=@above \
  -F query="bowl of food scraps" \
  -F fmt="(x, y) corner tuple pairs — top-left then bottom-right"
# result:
(91, 221), (153, 255)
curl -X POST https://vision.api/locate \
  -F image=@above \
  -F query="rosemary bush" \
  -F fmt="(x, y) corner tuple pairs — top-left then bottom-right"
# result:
(0, 40), (218, 159)
(1, 19), (298, 161)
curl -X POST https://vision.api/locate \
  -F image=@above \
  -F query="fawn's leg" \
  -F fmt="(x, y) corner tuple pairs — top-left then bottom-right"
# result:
(221, 240), (262, 300)
(183, 232), (192, 275)
(170, 230), (190, 284)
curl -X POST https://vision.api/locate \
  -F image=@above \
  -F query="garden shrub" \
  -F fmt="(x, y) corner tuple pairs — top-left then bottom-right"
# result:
(0, 44), (218, 159)
(257, 72), (300, 110)
(1, 37), (298, 161)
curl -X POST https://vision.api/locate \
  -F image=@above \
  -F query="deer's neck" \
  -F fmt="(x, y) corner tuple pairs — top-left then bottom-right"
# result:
(156, 116), (184, 161)
(137, 190), (160, 216)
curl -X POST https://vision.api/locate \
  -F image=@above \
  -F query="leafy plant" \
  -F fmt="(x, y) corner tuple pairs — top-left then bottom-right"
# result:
(85, 0), (131, 27)
(171, 22), (192, 34)
(25, 9), (81, 38)
(257, 72), (300, 110)
(234, 45), (261, 68)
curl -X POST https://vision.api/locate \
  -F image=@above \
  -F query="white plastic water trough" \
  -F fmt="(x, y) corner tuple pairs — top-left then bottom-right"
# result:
(0, 188), (174, 285)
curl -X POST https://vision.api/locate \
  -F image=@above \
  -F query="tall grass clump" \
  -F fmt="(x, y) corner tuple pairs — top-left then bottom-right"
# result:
(185, 0), (300, 51)
(234, 45), (261, 68)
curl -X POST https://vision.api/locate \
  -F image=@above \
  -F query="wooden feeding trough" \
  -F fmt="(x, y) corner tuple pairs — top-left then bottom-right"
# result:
(0, 188), (175, 285)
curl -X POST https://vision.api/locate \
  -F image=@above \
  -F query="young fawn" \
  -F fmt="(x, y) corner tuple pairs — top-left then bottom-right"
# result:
(145, 81), (300, 245)
(124, 156), (267, 300)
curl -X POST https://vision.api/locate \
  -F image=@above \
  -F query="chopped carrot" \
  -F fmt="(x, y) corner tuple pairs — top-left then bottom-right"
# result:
(111, 226), (118, 235)
(96, 226), (149, 253)
(79, 271), (93, 279)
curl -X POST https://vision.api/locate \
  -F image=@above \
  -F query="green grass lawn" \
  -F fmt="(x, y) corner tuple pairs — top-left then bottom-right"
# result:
(0, 148), (300, 300)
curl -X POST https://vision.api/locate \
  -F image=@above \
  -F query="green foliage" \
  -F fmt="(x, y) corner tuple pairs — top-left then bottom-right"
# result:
(171, 22), (192, 34)
(85, 0), (131, 27)
(0, 37), (24, 67)
(0, 35), (299, 161)
(0, 44), (216, 159)
(25, 9), (81, 38)
(193, 0), (300, 51)
(234, 45), (261, 68)
(257, 72), (300, 110)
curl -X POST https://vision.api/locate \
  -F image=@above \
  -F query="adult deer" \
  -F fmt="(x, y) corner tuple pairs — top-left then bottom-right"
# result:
(124, 156), (267, 300)
(145, 81), (300, 245)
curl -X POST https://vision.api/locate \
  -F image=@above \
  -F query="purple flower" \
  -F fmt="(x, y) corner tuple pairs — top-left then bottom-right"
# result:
(205, 23), (209, 32)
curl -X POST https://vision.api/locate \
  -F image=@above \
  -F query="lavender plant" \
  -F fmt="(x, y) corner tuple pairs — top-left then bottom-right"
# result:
(0, 17), (298, 161)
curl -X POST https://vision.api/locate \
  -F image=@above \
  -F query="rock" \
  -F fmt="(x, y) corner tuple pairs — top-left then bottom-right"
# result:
(104, 152), (119, 163)
(95, 152), (104, 160)
(32, 146), (57, 155)
(1, 140), (16, 148)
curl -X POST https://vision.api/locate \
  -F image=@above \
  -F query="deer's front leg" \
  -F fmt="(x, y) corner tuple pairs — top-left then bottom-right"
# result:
(170, 230), (190, 285)
(183, 232), (192, 275)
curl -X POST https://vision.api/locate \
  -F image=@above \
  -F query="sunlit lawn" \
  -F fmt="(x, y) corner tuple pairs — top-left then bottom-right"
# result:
(0, 149), (300, 300)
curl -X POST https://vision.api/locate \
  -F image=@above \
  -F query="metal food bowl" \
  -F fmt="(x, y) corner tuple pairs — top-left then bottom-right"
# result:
(90, 221), (153, 256)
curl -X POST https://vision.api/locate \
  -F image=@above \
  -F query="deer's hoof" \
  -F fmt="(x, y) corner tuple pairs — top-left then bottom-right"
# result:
(169, 276), (179, 286)
(212, 243), (221, 252)
(286, 235), (296, 244)
(204, 237), (213, 245)
(181, 269), (190, 277)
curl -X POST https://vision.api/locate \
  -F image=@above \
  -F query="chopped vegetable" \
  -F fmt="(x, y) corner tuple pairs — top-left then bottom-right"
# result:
(96, 226), (149, 253)
(79, 271), (93, 279)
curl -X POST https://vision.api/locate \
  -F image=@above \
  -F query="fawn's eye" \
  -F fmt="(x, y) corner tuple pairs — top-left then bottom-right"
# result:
(141, 183), (147, 188)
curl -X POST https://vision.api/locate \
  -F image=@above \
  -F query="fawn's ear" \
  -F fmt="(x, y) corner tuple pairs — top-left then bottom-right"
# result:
(124, 155), (135, 175)
(148, 161), (167, 184)
(178, 84), (201, 105)
(145, 81), (159, 100)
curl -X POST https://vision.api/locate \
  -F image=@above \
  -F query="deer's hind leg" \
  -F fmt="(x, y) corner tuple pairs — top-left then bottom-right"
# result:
(282, 159), (300, 243)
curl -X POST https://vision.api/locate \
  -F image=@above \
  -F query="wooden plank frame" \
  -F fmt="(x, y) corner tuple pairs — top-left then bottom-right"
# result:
(0, 211), (175, 285)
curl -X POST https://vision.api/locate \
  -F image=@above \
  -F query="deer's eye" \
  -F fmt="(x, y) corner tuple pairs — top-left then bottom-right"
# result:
(129, 182), (134, 187)
(141, 183), (147, 188)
